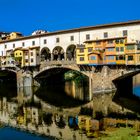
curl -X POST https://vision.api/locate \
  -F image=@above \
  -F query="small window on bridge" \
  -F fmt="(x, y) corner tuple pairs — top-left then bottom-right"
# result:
(80, 57), (84, 61)
(31, 58), (34, 63)
(128, 56), (133, 61)
(88, 47), (92, 52)
(123, 30), (128, 36)
(25, 59), (28, 63)
(90, 56), (96, 60)
(86, 34), (90, 40)
(70, 36), (74, 41)
(44, 39), (47, 44)
(79, 48), (84, 53)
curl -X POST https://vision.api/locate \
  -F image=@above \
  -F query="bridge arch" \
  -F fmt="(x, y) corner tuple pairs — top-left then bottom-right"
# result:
(52, 46), (64, 60)
(66, 44), (76, 60)
(34, 65), (90, 79)
(34, 66), (92, 102)
(40, 47), (51, 61)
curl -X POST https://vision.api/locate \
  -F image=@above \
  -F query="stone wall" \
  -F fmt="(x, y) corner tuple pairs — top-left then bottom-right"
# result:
(17, 70), (33, 87)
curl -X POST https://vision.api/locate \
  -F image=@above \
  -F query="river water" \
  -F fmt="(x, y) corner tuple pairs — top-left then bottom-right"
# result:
(133, 73), (140, 97)
(0, 73), (139, 139)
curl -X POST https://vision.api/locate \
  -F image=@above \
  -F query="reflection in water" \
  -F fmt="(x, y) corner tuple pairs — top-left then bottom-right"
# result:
(0, 86), (99, 140)
(35, 85), (88, 108)
(133, 73), (140, 97)
(0, 86), (139, 139)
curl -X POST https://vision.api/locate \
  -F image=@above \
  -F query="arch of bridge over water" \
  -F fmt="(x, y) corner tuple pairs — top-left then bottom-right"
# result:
(33, 61), (93, 101)
(1, 62), (140, 102)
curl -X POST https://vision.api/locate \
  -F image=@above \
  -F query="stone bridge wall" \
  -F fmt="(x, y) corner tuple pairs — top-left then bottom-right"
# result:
(9, 63), (139, 100)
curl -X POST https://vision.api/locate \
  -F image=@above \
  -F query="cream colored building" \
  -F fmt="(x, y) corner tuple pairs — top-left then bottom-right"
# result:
(0, 20), (140, 66)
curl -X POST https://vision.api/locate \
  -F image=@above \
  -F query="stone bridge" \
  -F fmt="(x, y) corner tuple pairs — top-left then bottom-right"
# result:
(32, 61), (140, 101)
(1, 61), (140, 101)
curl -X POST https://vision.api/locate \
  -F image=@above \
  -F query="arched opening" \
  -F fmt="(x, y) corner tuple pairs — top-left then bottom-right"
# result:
(41, 47), (51, 61)
(66, 45), (76, 61)
(0, 70), (17, 98)
(34, 67), (90, 108)
(52, 46), (64, 60)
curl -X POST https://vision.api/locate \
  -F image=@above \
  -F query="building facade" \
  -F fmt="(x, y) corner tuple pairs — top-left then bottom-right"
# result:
(1, 20), (140, 67)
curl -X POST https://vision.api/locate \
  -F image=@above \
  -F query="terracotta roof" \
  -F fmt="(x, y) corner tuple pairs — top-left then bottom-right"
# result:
(0, 20), (140, 44)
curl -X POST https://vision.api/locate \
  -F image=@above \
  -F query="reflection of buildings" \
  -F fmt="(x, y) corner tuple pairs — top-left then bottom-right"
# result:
(65, 81), (85, 101)
(133, 73), (140, 86)
(0, 94), (139, 140)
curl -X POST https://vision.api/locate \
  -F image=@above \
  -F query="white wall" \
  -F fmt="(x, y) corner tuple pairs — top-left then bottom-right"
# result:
(1, 24), (140, 56)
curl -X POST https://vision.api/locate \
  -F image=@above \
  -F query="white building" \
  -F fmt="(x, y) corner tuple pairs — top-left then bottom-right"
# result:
(0, 20), (140, 63)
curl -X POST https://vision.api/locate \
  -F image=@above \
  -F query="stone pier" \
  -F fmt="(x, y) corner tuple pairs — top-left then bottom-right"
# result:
(16, 70), (33, 87)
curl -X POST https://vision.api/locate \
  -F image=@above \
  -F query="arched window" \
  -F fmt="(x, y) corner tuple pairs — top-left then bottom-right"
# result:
(66, 45), (76, 60)
(41, 47), (51, 61)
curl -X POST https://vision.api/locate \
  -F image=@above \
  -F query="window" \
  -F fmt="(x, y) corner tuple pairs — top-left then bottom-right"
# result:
(70, 36), (74, 41)
(115, 39), (120, 44)
(25, 52), (28, 56)
(96, 42), (101, 45)
(126, 45), (135, 50)
(44, 39), (47, 44)
(16, 53), (17, 56)
(86, 34), (90, 40)
(137, 44), (140, 50)
(139, 56), (140, 61)
(116, 47), (119, 52)
(13, 44), (15, 48)
(108, 40), (113, 44)
(79, 48), (84, 53)
(104, 32), (108, 38)
(20, 53), (22, 55)
(116, 55), (125, 60)
(107, 48), (114, 52)
(90, 56), (96, 60)
(22, 42), (25, 46)
(56, 38), (59, 43)
(120, 39), (124, 44)
(25, 59), (28, 63)
(31, 52), (33, 56)
(4, 45), (7, 49)
(32, 41), (35, 46)
(79, 57), (84, 61)
(107, 56), (114, 60)
(120, 47), (124, 52)
(88, 47), (92, 52)
(128, 56), (133, 61)
(31, 58), (34, 63)
(123, 30), (127, 36)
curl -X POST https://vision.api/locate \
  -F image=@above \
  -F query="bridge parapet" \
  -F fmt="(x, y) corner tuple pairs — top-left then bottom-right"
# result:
(34, 60), (90, 78)
(40, 60), (76, 69)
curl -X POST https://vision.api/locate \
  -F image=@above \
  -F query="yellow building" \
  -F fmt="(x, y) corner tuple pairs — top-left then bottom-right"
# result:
(115, 37), (127, 65)
(14, 47), (23, 67)
(76, 40), (104, 65)
(9, 32), (22, 40)
(76, 44), (88, 65)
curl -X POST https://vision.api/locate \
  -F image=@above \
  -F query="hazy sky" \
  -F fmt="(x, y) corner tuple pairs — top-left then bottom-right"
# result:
(0, 0), (140, 35)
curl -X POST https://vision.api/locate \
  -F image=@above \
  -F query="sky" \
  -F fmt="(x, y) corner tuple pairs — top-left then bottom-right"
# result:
(0, 0), (140, 36)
